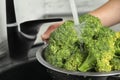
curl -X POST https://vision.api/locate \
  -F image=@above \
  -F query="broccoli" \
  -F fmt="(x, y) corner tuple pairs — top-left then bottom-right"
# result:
(45, 20), (80, 68)
(64, 47), (86, 71)
(44, 14), (118, 72)
(78, 15), (116, 72)
(77, 14), (103, 72)
(114, 32), (120, 55)
(110, 32), (120, 71)
(110, 56), (120, 70)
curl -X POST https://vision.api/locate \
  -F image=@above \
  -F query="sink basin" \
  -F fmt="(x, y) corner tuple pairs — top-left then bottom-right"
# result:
(0, 60), (52, 80)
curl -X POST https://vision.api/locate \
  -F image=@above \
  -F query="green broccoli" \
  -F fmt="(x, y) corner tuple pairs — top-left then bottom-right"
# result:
(77, 14), (103, 72)
(110, 32), (120, 71)
(44, 13), (118, 72)
(110, 56), (120, 71)
(94, 27), (115, 72)
(78, 15), (116, 72)
(64, 46), (86, 71)
(114, 32), (120, 55)
(45, 20), (80, 68)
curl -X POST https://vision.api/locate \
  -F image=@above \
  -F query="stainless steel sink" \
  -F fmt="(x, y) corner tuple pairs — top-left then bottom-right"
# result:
(0, 60), (51, 80)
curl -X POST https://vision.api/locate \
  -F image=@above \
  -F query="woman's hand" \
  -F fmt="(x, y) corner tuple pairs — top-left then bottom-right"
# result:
(41, 22), (63, 42)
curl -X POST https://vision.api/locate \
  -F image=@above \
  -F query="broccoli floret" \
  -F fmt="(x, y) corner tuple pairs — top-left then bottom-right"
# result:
(95, 27), (115, 72)
(110, 32), (120, 71)
(115, 32), (120, 39)
(114, 32), (120, 55)
(45, 20), (79, 68)
(79, 14), (102, 40)
(110, 56), (120, 70)
(64, 47), (86, 71)
(78, 14), (116, 72)
(78, 27), (116, 72)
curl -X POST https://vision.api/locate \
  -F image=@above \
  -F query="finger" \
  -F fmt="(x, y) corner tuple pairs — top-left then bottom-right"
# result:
(41, 22), (63, 42)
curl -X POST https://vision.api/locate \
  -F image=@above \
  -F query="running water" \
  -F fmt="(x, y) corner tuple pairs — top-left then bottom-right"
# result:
(69, 0), (84, 51)
(69, 0), (81, 39)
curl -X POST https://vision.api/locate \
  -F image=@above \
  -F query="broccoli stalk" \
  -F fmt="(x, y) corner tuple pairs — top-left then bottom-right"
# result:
(78, 52), (96, 72)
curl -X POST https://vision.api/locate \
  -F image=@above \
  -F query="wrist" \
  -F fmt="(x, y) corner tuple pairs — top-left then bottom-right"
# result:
(88, 0), (120, 27)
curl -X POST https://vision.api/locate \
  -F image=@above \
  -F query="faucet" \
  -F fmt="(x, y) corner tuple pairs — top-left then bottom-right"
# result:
(6, 0), (62, 59)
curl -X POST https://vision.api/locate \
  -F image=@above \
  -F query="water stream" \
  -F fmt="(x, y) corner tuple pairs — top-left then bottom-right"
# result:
(69, 0), (81, 39)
